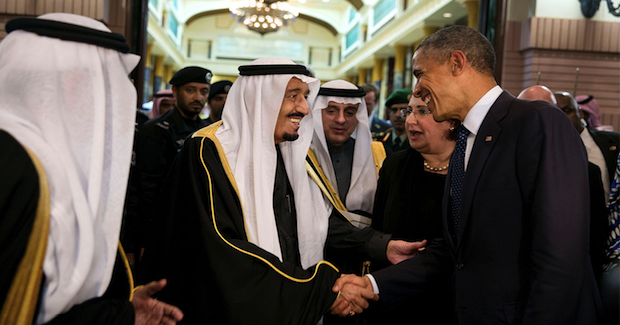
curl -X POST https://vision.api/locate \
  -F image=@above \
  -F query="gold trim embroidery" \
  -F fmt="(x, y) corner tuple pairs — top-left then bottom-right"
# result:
(198, 135), (340, 282)
(0, 147), (50, 325)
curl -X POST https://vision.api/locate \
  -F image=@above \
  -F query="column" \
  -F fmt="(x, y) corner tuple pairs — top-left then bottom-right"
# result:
(372, 58), (384, 118)
(393, 45), (406, 90)
(358, 67), (367, 85)
(404, 45), (413, 89)
(163, 64), (173, 89)
(465, 1), (479, 30)
(372, 58), (383, 85)
(153, 55), (164, 94)
(143, 43), (153, 103)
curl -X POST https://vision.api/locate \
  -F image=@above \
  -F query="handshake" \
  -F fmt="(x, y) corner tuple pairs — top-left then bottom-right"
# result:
(328, 239), (427, 317)
(329, 274), (376, 317)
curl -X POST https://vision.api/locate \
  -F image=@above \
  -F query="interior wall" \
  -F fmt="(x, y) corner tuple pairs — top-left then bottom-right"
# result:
(501, 17), (620, 131)
(0, 0), (129, 39)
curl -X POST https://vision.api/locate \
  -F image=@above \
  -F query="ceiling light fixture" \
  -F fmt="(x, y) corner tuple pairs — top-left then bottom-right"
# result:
(230, 0), (299, 35)
(443, 12), (452, 18)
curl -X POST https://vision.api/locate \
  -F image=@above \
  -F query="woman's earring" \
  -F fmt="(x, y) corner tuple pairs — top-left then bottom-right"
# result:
(449, 126), (455, 131)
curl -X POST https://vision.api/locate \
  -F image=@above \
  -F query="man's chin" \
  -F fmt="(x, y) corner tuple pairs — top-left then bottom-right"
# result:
(283, 132), (300, 142)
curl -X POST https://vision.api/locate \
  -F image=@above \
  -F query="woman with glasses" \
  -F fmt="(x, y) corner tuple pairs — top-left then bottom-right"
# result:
(365, 95), (458, 324)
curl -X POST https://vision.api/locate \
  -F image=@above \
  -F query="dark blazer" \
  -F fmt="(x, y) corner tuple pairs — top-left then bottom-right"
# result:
(589, 129), (620, 185)
(588, 162), (607, 285)
(372, 91), (601, 325)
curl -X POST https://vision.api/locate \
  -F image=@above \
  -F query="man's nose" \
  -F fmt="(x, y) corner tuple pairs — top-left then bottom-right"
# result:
(407, 112), (418, 125)
(297, 97), (309, 116)
(412, 82), (422, 98)
(336, 111), (346, 123)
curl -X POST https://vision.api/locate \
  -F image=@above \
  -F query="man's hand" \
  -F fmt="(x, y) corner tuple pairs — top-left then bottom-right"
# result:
(329, 274), (377, 317)
(386, 239), (427, 264)
(132, 279), (184, 325)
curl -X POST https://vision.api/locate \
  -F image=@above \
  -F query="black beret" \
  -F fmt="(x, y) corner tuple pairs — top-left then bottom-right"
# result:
(209, 80), (233, 98)
(169, 66), (212, 86)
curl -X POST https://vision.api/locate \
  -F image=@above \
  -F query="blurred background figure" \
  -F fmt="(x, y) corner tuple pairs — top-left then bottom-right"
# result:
(360, 83), (391, 141)
(204, 80), (232, 124)
(150, 89), (175, 118)
(382, 89), (412, 153)
(576, 95), (614, 132)
(517, 85), (557, 105)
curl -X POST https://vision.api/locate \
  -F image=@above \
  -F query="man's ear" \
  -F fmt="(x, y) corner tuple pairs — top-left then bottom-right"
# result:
(450, 50), (467, 76)
(171, 85), (178, 97)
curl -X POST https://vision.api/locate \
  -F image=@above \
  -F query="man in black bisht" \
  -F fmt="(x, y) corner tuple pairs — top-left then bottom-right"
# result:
(123, 66), (210, 268)
(140, 58), (426, 324)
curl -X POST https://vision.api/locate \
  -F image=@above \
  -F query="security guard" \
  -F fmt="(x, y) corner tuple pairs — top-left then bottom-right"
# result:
(123, 66), (211, 269)
(203, 79), (232, 124)
(382, 88), (412, 153)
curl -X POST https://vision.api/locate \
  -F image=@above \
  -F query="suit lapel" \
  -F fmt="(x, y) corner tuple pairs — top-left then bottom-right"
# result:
(456, 91), (513, 247)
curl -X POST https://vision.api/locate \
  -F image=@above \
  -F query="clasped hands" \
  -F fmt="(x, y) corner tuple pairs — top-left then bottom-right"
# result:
(329, 239), (426, 317)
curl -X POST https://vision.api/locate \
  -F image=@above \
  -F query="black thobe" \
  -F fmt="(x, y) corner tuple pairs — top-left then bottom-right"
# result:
(0, 130), (134, 325)
(141, 123), (391, 325)
(327, 138), (355, 205)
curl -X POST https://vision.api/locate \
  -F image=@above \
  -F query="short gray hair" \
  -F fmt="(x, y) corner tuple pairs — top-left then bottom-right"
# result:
(360, 83), (379, 98)
(417, 25), (496, 76)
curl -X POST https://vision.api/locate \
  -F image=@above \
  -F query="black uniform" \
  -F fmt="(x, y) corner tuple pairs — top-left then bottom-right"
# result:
(123, 107), (207, 261)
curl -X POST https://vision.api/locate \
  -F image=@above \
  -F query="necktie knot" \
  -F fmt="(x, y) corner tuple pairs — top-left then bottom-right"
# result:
(457, 125), (470, 143)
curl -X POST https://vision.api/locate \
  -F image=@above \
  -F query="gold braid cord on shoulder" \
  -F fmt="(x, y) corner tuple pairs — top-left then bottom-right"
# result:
(0, 148), (50, 325)
(196, 125), (339, 281)
(194, 121), (242, 201)
(306, 149), (347, 212)
(370, 142), (387, 175)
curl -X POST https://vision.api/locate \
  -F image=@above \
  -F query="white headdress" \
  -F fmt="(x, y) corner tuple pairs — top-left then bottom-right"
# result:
(215, 57), (331, 269)
(311, 80), (377, 213)
(0, 13), (139, 323)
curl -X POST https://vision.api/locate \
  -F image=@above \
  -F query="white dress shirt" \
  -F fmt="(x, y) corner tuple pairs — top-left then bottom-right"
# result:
(461, 85), (503, 170)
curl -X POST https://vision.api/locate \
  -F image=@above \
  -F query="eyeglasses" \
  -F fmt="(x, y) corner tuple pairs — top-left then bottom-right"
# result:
(400, 108), (432, 119)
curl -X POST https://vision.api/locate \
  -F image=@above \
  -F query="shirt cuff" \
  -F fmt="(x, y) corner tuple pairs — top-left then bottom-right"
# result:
(365, 274), (380, 295)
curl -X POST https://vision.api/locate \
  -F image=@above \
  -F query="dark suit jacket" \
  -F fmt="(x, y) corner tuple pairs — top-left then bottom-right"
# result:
(372, 91), (601, 325)
(589, 129), (620, 186)
(588, 163), (607, 285)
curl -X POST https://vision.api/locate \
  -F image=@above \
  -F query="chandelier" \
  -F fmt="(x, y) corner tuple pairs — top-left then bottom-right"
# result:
(230, 0), (299, 35)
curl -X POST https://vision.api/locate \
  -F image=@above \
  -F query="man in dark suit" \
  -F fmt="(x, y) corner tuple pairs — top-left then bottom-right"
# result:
(360, 83), (391, 140)
(519, 86), (608, 286)
(555, 91), (619, 200)
(333, 25), (601, 324)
